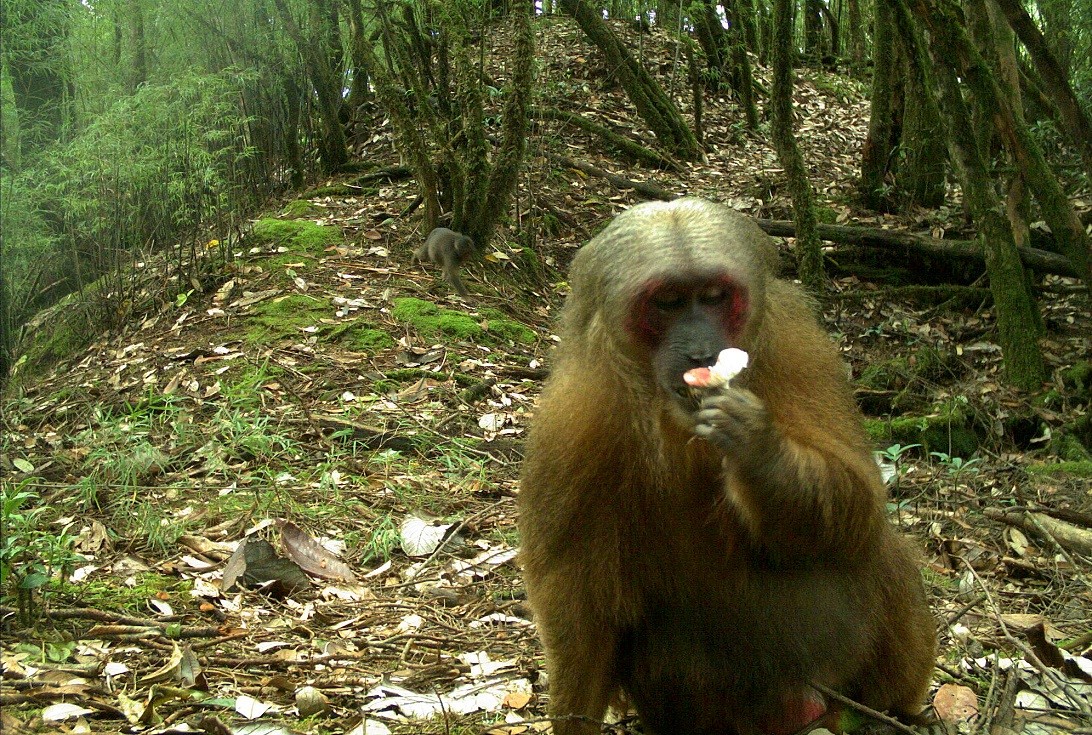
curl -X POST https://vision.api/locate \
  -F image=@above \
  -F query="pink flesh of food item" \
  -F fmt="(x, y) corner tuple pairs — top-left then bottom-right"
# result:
(684, 366), (715, 387)
(683, 348), (749, 388)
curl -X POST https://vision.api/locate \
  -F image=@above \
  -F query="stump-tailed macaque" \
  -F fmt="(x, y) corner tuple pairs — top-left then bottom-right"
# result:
(415, 227), (474, 296)
(519, 199), (935, 735)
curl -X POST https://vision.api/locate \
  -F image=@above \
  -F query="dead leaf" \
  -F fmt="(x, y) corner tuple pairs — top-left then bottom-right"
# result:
(295, 686), (329, 717)
(933, 683), (978, 723)
(279, 520), (358, 583)
(222, 537), (310, 596)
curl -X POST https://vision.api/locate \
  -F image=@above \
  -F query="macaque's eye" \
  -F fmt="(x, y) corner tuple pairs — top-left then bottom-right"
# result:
(652, 290), (686, 312)
(698, 287), (727, 306)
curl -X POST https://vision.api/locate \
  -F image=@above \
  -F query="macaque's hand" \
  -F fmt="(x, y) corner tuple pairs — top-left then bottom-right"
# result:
(693, 387), (772, 455)
(684, 348), (749, 389)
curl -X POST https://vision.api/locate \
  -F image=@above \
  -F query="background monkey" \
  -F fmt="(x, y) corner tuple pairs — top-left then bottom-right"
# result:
(415, 227), (474, 296)
(518, 199), (936, 735)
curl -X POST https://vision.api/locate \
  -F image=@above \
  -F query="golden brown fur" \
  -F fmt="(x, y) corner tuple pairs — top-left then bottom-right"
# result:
(518, 199), (935, 735)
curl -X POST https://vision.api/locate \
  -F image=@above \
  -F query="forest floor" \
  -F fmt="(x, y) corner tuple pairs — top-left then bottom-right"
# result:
(2, 16), (1091, 735)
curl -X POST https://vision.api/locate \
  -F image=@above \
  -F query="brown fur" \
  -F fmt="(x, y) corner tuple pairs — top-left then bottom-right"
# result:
(415, 227), (473, 296)
(518, 199), (935, 735)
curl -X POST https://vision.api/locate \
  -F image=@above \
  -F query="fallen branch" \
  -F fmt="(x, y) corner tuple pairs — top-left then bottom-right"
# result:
(548, 154), (677, 201)
(983, 507), (1092, 556)
(534, 107), (682, 171)
(755, 219), (1079, 279)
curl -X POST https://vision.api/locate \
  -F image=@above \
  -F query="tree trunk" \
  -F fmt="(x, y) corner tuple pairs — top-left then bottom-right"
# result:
(693, 0), (729, 92)
(804, 0), (823, 60)
(271, 0), (349, 173)
(859, 1), (899, 211)
(345, 0), (373, 114)
(956, 0), (1092, 295)
(894, 5), (946, 208)
(992, 0), (1092, 180)
(559, 0), (700, 160)
(472, 1), (534, 248)
(903, 0), (1045, 390)
(770, 0), (824, 291)
(728, 5), (759, 129)
(847, 0), (864, 65)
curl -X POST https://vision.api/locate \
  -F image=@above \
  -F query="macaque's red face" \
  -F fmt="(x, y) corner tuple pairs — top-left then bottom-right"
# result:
(627, 275), (750, 400)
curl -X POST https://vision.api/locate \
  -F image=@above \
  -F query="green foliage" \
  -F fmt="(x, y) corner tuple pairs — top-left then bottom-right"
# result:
(929, 451), (981, 478)
(360, 514), (401, 565)
(0, 479), (79, 620)
(2, 68), (267, 383)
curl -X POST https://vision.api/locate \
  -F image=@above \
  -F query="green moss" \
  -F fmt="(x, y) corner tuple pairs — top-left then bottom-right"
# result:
(862, 419), (889, 442)
(1033, 389), (1065, 410)
(281, 199), (320, 218)
(327, 320), (396, 353)
(480, 308), (536, 344)
(866, 401), (982, 457)
(389, 298), (537, 346)
(391, 298), (485, 342)
(1060, 360), (1091, 397)
(1048, 419), (1092, 458)
(815, 206), (838, 224)
(349, 328), (395, 353)
(1026, 461), (1092, 478)
(251, 218), (341, 255)
(245, 294), (328, 344)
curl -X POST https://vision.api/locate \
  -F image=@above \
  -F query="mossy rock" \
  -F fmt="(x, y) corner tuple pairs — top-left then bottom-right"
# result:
(251, 218), (341, 255)
(245, 294), (329, 344)
(391, 298), (535, 345)
(1060, 360), (1091, 399)
(864, 400), (984, 459)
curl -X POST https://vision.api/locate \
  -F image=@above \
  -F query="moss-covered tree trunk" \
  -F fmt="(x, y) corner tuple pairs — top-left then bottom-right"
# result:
(693, 0), (757, 129)
(359, 0), (532, 255)
(859, 1), (899, 211)
(847, 0), (865, 65)
(770, 0), (823, 292)
(726, 1), (759, 130)
(993, 0), (1092, 180)
(941, 0), (1091, 295)
(466, 0), (533, 248)
(559, 0), (701, 160)
(903, 0), (1046, 390)
(893, 5), (946, 207)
